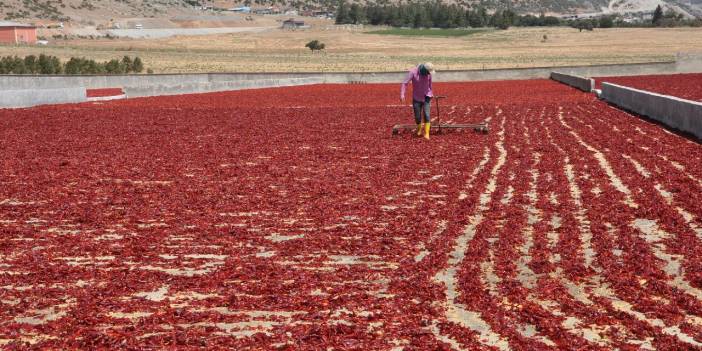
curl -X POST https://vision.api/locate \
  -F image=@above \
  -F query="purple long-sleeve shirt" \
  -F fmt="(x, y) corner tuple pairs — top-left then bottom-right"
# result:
(400, 66), (433, 102)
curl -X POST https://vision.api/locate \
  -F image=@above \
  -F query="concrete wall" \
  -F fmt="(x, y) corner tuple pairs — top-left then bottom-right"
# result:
(0, 87), (86, 108)
(676, 52), (702, 74)
(0, 74), (212, 91)
(0, 78), (322, 108)
(0, 56), (699, 108)
(601, 82), (702, 140)
(0, 60), (683, 91)
(550, 72), (594, 92)
(124, 77), (325, 97)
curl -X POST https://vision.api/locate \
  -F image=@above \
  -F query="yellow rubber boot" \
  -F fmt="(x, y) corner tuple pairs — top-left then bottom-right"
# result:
(424, 122), (431, 140)
(416, 123), (424, 136)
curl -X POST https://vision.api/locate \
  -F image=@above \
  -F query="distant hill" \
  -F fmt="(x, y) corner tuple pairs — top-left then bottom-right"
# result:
(0, 0), (200, 23)
(1, 0), (699, 24)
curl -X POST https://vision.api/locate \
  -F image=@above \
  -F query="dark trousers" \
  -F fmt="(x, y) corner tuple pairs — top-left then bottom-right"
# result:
(413, 96), (431, 124)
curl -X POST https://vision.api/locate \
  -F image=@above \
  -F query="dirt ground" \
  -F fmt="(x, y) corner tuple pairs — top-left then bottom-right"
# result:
(3, 26), (702, 72)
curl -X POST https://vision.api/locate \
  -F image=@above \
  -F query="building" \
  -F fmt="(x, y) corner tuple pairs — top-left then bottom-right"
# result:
(253, 8), (273, 15)
(282, 18), (306, 30)
(312, 11), (334, 18)
(0, 21), (37, 44)
(253, 7), (281, 15)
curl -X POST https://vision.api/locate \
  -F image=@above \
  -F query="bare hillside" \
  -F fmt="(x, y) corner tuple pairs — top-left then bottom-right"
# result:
(1, 0), (699, 25)
(0, 0), (200, 23)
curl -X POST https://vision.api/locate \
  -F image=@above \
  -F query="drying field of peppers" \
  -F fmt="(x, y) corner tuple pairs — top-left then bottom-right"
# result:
(1, 80), (702, 349)
(86, 88), (125, 98)
(596, 73), (702, 102)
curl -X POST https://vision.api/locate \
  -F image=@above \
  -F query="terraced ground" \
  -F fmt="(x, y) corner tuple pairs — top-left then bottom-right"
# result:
(1, 80), (701, 349)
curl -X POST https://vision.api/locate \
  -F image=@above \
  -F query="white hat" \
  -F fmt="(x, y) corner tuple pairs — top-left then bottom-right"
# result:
(424, 62), (436, 74)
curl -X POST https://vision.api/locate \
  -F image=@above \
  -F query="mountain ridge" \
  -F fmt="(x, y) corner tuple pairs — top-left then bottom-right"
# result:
(1, 0), (699, 24)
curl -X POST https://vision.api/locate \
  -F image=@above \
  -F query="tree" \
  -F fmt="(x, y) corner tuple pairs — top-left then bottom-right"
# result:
(502, 9), (517, 26)
(38, 54), (52, 74)
(366, 5), (387, 25)
(572, 19), (595, 32)
(335, 0), (351, 24)
(599, 16), (614, 28)
(0, 55), (146, 75)
(660, 9), (684, 27)
(132, 57), (144, 73)
(413, 8), (432, 28)
(64, 57), (82, 74)
(23, 55), (38, 74)
(585, 20), (595, 31)
(349, 3), (364, 24)
(388, 6), (403, 27)
(467, 7), (488, 28)
(89, 60), (105, 74)
(305, 40), (325, 52)
(14, 59), (28, 74)
(542, 16), (560, 26)
(495, 20), (509, 30)
(49, 55), (62, 74)
(652, 5), (663, 26)
(491, 11), (510, 30)
(448, 4), (465, 27)
(105, 59), (123, 74)
(121, 56), (133, 73)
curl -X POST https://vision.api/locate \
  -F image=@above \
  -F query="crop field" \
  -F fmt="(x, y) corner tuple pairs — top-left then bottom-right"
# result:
(596, 73), (702, 101)
(5, 27), (702, 72)
(1, 80), (702, 349)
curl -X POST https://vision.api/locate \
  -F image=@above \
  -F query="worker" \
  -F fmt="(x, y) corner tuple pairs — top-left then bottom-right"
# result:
(400, 62), (435, 140)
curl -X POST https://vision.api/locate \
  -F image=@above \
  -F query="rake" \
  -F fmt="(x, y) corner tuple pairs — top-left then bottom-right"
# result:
(392, 95), (489, 135)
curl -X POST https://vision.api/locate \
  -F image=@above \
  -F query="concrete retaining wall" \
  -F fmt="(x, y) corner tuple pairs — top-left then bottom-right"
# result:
(124, 77), (325, 97)
(601, 82), (702, 140)
(0, 57), (698, 108)
(0, 87), (86, 108)
(550, 72), (594, 92)
(676, 52), (702, 74)
(0, 74), (212, 91)
(0, 61), (683, 91)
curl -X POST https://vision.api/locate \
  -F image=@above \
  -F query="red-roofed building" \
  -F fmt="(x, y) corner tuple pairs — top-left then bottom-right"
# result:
(0, 21), (37, 44)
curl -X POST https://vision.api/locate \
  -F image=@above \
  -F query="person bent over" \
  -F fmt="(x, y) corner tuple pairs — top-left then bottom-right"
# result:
(400, 62), (435, 140)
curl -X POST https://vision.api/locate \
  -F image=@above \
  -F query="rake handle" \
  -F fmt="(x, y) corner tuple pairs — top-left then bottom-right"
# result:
(434, 95), (447, 134)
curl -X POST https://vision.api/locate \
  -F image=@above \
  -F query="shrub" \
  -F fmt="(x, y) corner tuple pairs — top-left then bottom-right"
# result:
(105, 59), (123, 74)
(0, 55), (145, 75)
(121, 56), (133, 72)
(63, 57), (83, 74)
(599, 16), (614, 28)
(572, 20), (595, 32)
(24, 55), (38, 74)
(38, 54), (62, 74)
(132, 57), (144, 73)
(305, 40), (326, 51)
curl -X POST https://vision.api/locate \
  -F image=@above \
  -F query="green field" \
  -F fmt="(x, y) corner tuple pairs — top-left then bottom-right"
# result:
(365, 28), (491, 37)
